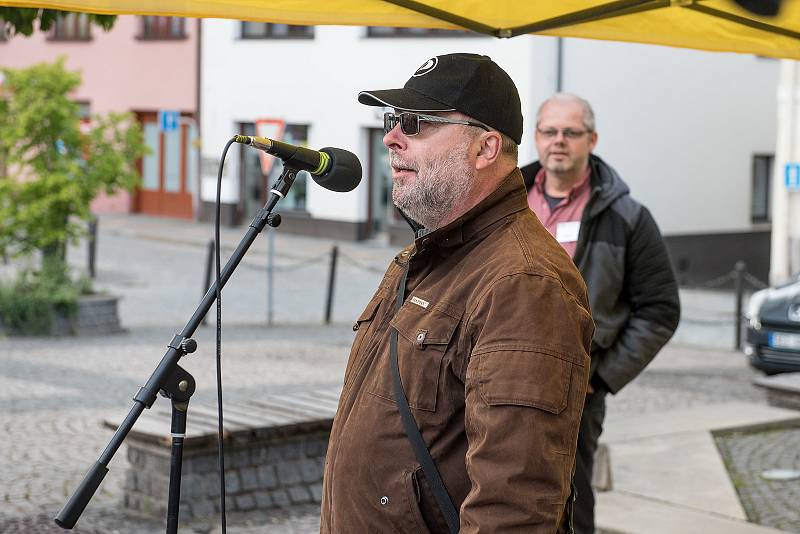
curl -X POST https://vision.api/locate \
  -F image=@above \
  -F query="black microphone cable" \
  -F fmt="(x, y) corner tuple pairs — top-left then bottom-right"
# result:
(213, 138), (234, 534)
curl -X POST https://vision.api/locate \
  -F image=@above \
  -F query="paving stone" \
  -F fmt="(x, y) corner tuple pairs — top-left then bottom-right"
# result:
(257, 464), (278, 489)
(224, 471), (241, 494)
(236, 494), (257, 511)
(270, 489), (291, 507)
(278, 442), (302, 461)
(300, 458), (322, 483)
(239, 467), (260, 491)
(276, 461), (302, 486)
(254, 490), (273, 508)
(288, 486), (312, 504)
(309, 482), (323, 503)
(190, 498), (216, 520)
(304, 437), (328, 457)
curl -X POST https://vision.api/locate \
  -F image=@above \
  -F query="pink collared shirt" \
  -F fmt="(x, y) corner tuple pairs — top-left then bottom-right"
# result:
(527, 166), (592, 258)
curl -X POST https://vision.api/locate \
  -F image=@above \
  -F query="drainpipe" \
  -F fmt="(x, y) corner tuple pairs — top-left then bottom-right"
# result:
(556, 37), (563, 93)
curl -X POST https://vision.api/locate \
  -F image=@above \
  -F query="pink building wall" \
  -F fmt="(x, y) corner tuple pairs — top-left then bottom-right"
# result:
(0, 16), (199, 213)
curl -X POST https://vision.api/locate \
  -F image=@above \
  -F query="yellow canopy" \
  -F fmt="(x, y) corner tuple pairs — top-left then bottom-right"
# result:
(3, 0), (800, 59)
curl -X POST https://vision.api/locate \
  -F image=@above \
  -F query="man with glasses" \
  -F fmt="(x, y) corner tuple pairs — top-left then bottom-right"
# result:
(321, 54), (594, 533)
(522, 93), (681, 533)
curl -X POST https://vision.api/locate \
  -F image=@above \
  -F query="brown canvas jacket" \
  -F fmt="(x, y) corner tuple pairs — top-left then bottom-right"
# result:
(320, 169), (593, 533)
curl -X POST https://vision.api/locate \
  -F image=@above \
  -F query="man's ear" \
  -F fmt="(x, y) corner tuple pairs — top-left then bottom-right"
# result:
(589, 130), (598, 152)
(475, 131), (502, 170)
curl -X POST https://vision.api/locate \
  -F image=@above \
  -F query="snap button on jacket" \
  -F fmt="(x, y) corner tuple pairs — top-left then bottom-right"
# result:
(320, 170), (594, 533)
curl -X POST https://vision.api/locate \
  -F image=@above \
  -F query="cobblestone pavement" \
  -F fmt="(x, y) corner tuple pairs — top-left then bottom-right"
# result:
(0, 323), (352, 533)
(0, 214), (788, 533)
(606, 344), (766, 418)
(715, 425), (800, 533)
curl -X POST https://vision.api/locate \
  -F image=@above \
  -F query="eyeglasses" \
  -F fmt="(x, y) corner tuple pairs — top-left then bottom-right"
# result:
(384, 111), (490, 137)
(536, 127), (592, 140)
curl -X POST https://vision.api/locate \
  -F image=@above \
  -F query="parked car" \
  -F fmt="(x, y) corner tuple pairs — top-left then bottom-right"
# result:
(745, 278), (800, 374)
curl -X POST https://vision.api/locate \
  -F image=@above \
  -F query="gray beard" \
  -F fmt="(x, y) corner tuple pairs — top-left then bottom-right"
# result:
(391, 144), (474, 230)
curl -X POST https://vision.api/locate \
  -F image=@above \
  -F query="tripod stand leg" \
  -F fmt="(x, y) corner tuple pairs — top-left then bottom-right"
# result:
(167, 399), (188, 534)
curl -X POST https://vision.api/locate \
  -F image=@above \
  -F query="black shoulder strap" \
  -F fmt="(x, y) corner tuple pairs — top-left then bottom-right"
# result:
(391, 264), (460, 534)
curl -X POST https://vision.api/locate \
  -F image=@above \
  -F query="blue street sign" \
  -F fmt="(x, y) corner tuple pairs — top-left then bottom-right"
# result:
(158, 110), (179, 132)
(786, 163), (800, 191)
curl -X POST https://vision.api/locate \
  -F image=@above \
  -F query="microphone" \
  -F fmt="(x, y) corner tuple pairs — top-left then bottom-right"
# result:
(233, 135), (361, 192)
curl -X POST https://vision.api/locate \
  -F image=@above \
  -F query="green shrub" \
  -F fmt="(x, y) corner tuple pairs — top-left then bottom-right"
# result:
(0, 265), (90, 335)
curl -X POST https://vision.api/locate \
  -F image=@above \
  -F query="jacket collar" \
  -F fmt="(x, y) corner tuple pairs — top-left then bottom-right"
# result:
(523, 155), (630, 219)
(412, 168), (529, 251)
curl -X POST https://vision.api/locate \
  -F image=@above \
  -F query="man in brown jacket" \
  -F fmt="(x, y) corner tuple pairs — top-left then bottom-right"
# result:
(320, 53), (594, 533)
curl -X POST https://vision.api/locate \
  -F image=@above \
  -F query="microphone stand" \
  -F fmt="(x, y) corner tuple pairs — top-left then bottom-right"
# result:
(54, 165), (299, 533)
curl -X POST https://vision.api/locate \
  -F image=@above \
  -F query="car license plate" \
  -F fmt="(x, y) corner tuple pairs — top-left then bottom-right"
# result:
(769, 332), (800, 350)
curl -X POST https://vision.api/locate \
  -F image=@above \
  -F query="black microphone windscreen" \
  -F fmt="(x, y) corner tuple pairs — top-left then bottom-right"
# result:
(316, 148), (362, 192)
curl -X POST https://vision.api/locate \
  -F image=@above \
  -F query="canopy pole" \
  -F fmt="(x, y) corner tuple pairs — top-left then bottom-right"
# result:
(379, 0), (498, 35)
(686, 4), (800, 42)
(507, 0), (668, 38)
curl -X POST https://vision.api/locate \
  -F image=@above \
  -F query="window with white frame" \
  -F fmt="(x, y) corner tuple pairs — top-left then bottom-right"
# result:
(240, 22), (314, 39)
(49, 13), (92, 41)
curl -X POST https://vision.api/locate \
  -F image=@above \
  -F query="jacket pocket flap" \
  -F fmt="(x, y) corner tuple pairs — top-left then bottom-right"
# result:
(390, 300), (462, 348)
(356, 289), (384, 323)
(478, 348), (572, 414)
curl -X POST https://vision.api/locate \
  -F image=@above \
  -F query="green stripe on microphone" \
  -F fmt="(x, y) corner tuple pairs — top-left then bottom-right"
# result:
(314, 151), (331, 175)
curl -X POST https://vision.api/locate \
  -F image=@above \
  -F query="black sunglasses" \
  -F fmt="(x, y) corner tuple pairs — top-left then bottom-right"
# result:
(383, 111), (490, 136)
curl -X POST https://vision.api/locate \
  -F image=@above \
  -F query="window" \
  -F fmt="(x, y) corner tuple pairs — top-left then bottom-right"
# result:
(238, 122), (309, 218)
(367, 127), (402, 236)
(240, 22), (314, 39)
(49, 13), (91, 41)
(76, 101), (91, 120)
(366, 26), (481, 37)
(752, 154), (773, 223)
(269, 124), (309, 211)
(138, 16), (186, 40)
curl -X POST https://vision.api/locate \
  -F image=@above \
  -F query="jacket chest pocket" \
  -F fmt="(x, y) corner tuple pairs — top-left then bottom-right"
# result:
(367, 300), (462, 412)
(343, 289), (386, 388)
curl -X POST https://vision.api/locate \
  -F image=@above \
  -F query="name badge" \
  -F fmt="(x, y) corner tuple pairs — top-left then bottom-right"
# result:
(556, 221), (581, 243)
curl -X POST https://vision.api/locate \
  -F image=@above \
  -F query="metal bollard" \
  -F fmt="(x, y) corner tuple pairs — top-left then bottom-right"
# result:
(201, 239), (214, 326)
(324, 245), (339, 324)
(87, 217), (98, 279)
(734, 261), (746, 350)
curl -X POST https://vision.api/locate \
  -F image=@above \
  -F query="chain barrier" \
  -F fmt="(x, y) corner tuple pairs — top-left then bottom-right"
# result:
(267, 251), (331, 273)
(692, 269), (768, 291)
(681, 316), (736, 325)
(679, 263), (770, 350)
(743, 272), (768, 290)
(693, 271), (735, 289)
(337, 251), (387, 274)
(208, 243), (388, 325)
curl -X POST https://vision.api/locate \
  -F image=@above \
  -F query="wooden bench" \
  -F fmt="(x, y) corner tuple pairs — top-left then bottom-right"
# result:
(104, 384), (341, 522)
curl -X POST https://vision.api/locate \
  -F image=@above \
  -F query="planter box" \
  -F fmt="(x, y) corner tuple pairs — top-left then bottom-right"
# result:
(1, 294), (123, 336)
(104, 386), (341, 522)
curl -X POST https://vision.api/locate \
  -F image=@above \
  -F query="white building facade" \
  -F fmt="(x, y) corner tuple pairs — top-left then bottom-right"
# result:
(200, 22), (779, 285)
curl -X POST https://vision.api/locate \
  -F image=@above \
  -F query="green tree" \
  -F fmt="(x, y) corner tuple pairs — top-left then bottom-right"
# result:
(0, 58), (147, 270)
(0, 7), (115, 37)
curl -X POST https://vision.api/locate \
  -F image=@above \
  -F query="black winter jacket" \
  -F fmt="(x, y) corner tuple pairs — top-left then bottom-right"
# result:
(521, 154), (681, 393)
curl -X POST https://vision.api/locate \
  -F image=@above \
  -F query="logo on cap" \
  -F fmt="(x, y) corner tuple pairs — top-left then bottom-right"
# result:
(412, 57), (438, 77)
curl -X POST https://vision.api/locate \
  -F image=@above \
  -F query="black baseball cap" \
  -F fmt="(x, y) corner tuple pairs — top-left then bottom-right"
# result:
(358, 53), (523, 145)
